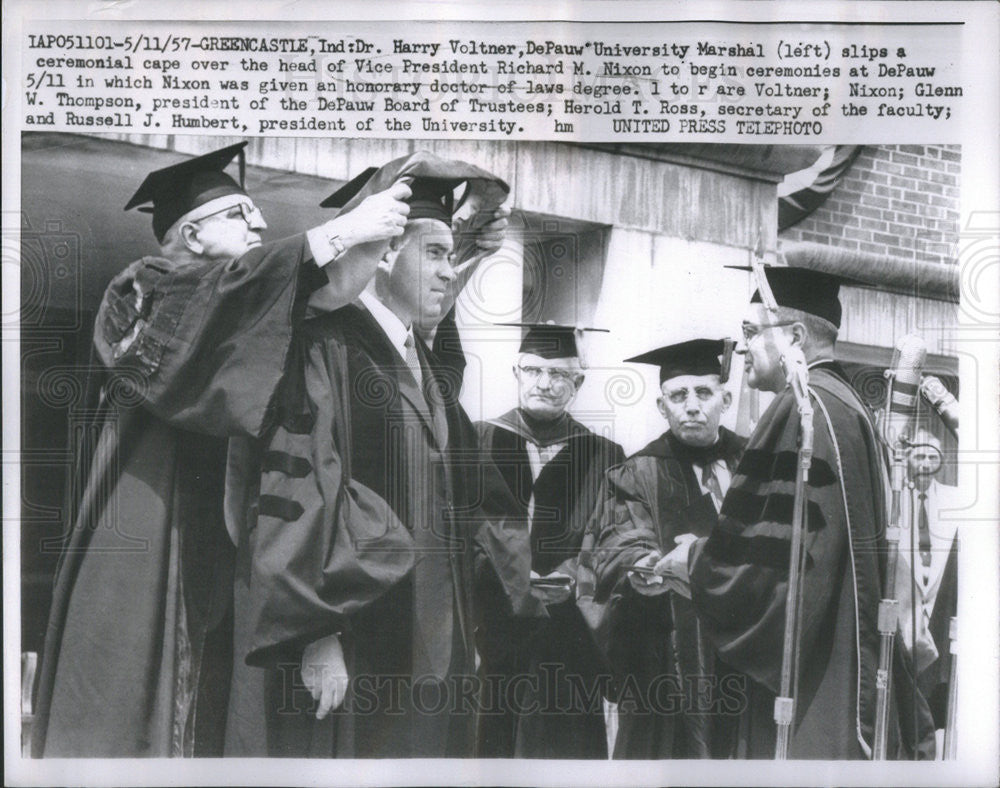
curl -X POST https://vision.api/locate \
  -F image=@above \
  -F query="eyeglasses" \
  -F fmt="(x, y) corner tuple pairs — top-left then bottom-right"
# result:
(191, 201), (264, 227)
(665, 387), (718, 404)
(516, 365), (580, 383)
(741, 320), (797, 343)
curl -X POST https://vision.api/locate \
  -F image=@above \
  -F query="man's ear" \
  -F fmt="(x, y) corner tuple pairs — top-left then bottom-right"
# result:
(789, 321), (808, 348)
(179, 222), (203, 255)
(379, 234), (410, 274)
(722, 390), (733, 411)
(573, 373), (585, 392)
(656, 396), (668, 419)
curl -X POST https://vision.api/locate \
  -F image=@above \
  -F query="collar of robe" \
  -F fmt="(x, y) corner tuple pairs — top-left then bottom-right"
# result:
(490, 408), (591, 448)
(664, 430), (733, 466)
(807, 357), (849, 381)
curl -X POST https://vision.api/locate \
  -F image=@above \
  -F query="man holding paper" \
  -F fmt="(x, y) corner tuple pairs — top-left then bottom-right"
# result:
(593, 338), (746, 758)
(474, 323), (624, 758)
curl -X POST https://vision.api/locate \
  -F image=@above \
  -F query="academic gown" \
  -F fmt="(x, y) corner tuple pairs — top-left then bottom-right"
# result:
(473, 408), (624, 759)
(226, 303), (478, 759)
(687, 362), (936, 759)
(32, 234), (321, 757)
(592, 428), (747, 759)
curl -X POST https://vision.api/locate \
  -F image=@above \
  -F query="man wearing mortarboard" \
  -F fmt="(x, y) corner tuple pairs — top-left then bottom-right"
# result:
(226, 150), (510, 758)
(31, 141), (415, 758)
(654, 264), (935, 759)
(473, 323), (625, 758)
(591, 338), (747, 759)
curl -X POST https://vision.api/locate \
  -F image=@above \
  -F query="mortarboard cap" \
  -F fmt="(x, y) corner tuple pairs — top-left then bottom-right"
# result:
(728, 264), (849, 328)
(124, 142), (249, 242)
(625, 338), (734, 384)
(499, 321), (609, 360)
(406, 177), (463, 223)
(321, 167), (462, 224)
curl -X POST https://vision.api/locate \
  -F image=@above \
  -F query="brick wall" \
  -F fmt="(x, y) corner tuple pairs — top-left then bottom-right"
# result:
(779, 145), (961, 267)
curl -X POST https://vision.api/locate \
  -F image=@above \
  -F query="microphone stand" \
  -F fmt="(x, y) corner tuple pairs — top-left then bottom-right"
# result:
(872, 370), (907, 760)
(773, 348), (813, 760)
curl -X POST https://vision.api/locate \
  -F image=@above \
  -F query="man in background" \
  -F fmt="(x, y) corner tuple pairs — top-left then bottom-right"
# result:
(895, 428), (959, 748)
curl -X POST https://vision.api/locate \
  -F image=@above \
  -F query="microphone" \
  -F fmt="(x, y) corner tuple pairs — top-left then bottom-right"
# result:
(882, 334), (927, 447)
(920, 375), (959, 437)
(780, 344), (810, 409)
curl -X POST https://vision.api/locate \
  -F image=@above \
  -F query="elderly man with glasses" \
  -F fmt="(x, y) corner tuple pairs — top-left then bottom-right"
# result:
(32, 141), (415, 758)
(473, 323), (624, 759)
(592, 338), (747, 759)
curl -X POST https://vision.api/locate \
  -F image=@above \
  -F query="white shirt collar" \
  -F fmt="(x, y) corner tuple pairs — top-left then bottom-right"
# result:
(359, 290), (411, 360)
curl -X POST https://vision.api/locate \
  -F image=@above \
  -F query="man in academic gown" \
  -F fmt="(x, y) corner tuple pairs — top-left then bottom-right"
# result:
(592, 339), (747, 758)
(222, 156), (510, 758)
(657, 266), (936, 759)
(32, 142), (414, 757)
(473, 324), (625, 758)
(895, 428), (959, 746)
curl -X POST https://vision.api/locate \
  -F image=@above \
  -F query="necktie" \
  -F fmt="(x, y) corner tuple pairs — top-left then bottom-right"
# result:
(406, 334), (449, 450)
(702, 461), (724, 510)
(918, 492), (932, 568)
(403, 333), (422, 388)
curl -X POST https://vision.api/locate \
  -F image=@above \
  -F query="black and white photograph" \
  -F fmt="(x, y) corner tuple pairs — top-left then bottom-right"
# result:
(4, 2), (998, 787)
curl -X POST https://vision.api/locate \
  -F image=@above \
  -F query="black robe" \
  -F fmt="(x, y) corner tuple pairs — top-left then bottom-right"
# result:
(473, 408), (624, 759)
(32, 235), (320, 757)
(226, 303), (478, 758)
(688, 362), (935, 759)
(592, 428), (747, 758)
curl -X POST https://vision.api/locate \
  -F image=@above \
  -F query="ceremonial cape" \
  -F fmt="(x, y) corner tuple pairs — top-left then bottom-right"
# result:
(474, 409), (624, 758)
(32, 235), (319, 757)
(688, 363), (935, 759)
(592, 428), (746, 758)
